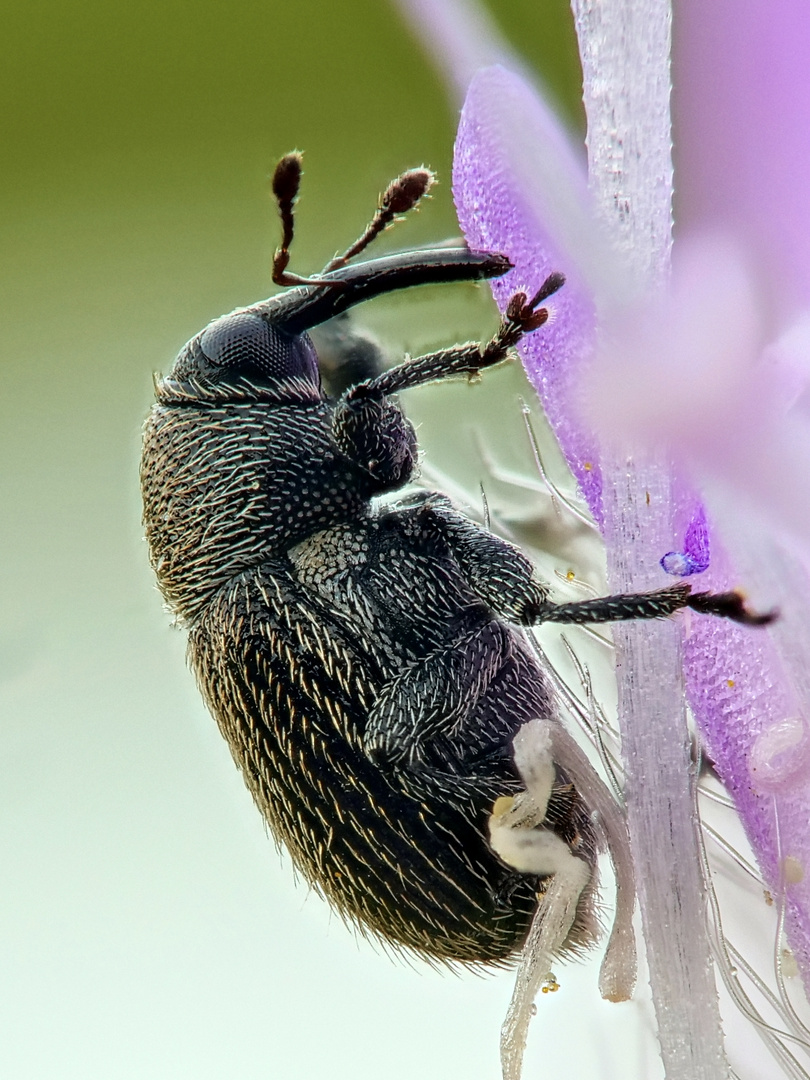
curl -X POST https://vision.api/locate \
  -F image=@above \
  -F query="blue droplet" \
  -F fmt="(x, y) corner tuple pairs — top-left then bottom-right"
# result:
(661, 504), (710, 577)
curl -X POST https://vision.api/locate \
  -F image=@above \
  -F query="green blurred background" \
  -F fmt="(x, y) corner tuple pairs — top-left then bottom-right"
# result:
(0, 3), (652, 1078)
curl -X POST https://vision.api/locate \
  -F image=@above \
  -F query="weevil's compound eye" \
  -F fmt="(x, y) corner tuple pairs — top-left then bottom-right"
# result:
(198, 311), (320, 386)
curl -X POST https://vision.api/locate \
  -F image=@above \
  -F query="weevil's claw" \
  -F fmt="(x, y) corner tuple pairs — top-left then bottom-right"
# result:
(476, 273), (565, 369)
(505, 272), (566, 335)
(529, 272), (566, 308)
(687, 590), (779, 626)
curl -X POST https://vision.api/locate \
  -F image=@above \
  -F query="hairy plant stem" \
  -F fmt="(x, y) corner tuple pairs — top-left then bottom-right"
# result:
(569, 0), (729, 1076)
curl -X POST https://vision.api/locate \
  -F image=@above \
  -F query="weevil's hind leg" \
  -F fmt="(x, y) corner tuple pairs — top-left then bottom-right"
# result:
(270, 153), (340, 288)
(489, 720), (593, 1080)
(322, 168), (436, 273)
(363, 620), (515, 765)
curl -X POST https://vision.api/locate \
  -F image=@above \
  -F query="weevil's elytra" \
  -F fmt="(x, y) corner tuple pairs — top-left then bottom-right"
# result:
(141, 155), (775, 967)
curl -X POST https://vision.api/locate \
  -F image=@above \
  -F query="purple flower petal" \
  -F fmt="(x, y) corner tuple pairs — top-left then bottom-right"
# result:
(682, 542), (810, 982)
(674, 0), (810, 317)
(453, 66), (604, 522)
(390, 0), (527, 103)
(661, 500), (710, 576)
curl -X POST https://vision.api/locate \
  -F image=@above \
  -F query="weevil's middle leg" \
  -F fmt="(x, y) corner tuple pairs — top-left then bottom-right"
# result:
(411, 495), (776, 629)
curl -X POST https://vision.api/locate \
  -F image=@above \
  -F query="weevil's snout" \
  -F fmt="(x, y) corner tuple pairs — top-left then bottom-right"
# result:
(172, 310), (320, 393)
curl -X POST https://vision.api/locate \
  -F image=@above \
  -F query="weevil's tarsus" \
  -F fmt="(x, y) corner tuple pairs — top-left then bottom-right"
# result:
(323, 167), (436, 273)
(525, 581), (777, 627)
(687, 589), (778, 626)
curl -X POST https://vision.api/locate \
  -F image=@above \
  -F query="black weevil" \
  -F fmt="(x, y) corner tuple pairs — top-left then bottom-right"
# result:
(141, 155), (773, 968)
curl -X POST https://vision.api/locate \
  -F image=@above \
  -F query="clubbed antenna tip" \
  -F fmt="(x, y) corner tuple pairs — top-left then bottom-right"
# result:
(383, 168), (436, 216)
(322, 166), (438, 274)
(272, 152), (303, 205)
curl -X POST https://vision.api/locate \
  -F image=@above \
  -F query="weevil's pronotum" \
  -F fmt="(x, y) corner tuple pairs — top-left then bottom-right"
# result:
(141, 154), (773, 976)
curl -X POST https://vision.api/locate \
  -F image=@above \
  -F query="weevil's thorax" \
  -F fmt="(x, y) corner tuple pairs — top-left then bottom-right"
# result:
(141, 316), (381, 624)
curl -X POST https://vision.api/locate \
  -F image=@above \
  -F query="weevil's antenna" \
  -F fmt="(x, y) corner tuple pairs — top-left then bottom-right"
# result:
(322, 168), (435, 273)
(271, 157), (436, 288)
(271, 153), (339, 288)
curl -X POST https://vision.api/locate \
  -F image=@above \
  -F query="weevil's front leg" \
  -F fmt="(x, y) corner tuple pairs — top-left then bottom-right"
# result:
(331, 278), (564, 493)
(331, 387), (418, 493)
(363, 274), (565, 397)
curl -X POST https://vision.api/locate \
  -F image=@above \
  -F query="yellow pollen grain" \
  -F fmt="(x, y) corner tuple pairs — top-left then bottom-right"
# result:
(491, 795), (515, 818)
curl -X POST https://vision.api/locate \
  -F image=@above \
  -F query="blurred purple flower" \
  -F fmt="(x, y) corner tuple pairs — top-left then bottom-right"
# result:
(395, 0), (810, 1016)
(583, 0), (810, 995)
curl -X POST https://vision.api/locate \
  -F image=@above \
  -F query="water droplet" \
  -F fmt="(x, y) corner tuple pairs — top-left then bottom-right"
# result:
(749, 716), (810, 791)
(783, 855), (804, 884)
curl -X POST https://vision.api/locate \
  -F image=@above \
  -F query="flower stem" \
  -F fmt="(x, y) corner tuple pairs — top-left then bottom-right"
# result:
(569, 1), (729, 1077)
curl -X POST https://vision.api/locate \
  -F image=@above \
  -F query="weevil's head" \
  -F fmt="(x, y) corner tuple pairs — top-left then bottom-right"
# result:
(155, 246), (512, 406)
(160, 309), (323, 405)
